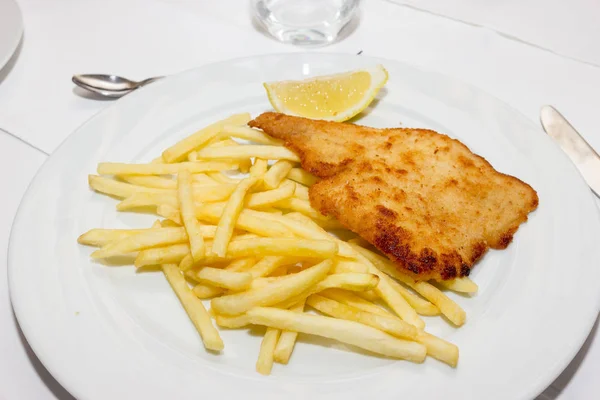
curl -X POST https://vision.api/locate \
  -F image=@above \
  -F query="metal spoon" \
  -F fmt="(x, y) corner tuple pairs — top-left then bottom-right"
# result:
(72, 74), (163, 98)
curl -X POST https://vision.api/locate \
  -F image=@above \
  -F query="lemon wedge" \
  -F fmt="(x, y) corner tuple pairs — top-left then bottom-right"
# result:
(264, 65), (388, 122)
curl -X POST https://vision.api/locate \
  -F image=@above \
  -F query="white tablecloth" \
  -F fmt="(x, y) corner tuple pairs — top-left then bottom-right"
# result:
(1, 0), (599, 398)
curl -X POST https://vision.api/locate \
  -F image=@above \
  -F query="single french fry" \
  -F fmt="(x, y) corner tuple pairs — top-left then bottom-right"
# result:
(292, 181), (309, 200)
(417, 331), (459, 367)
(157, 204), (182, 224)
(274, 197), (330, 221)
(250, 158), (269, 177)
(263, 160), (294, 190)
(215, 313), (252, 329)
(116, 192), (177, 210)
(386, 275), (440, 316)
(134, 243), (190, 268)
(275, 272), (380, 309)
(256, 327), (281, 375)
(196, 204), (293, 238)
(194, 267), (252, 291)
(160, 219), (181, 228)
(353, 245), (466, 326)
(192, 173), (218, 185)
(224, 238), (338, 260)
(287, 168), (318, 186)
(116, 184), (237, 210)
(97, 161), (238, 176)
(273, 299), (305, 364)
(162, 113), (251, 162)
(246, 180), (295, 209)
(212, 177), (258, 257)
(197, 145), (300, 162)
(192, 283), (224, 299)
(306, 294), (418, 340)
(178, 170), (204, 261)
(247, 211), (354, 258)
(320, 289), (391, 317)
(206, 138), (252, 172)
(91, 227), (190, 258)
(356, 290), (379, 302)
(220, 125), (282, 145)
(78, 228), (154, 247)
(331, 259), (369, 274)
(246, 307), (426, 363)
(179, 238), (337, 271)
(206, 172), (239, 184)
(356, 253), (425, 329)
(211, 259), (332, 315)
(437, 277), (478, 294)
(88, 175), (169, 198)
(161, 264), (223, 351)
(225, 257), (257, 272)
(269, 265), (288, 277)
(410, 281), (466, 326)
(282, 213), (355, 258)
(247, 256), (290, 279)
(121, 175), (177, 189)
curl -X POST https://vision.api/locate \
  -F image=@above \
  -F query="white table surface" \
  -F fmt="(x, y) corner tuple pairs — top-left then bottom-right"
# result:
(1, 0), (599, 399)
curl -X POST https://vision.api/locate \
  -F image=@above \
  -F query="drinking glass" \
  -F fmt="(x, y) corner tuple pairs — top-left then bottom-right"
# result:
(252, 0), (360, 46)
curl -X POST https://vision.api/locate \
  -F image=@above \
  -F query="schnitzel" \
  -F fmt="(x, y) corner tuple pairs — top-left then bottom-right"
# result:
(249, 112), (538, 281)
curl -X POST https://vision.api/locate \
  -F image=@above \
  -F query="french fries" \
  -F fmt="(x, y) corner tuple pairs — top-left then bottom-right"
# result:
(307, 294), (418, 340)
(275, 272), (380, 309)
(352, 244), (466, 326)
(211, 260), (332, 315)
(220, 125), (282, 146)
(246, 180), (295, 209)
(250, 158), (268, 177)
(194, 267), (252, 291)
(320, 289), (390, 317)
(273, 299), (305, 364)
(245, 307), (427, 362)
(162, 113), (251, 162)
(197, 145), (300, 163)
(162, 264), (223, 351)
(263, 160), (294, 190)
(212, 177), (258, 257)
(256, 327), (281, 375)
(134, 243), (190, 267)
(438, 276), (479, 293)
(78, 228), (155, 247)
(121, 175), (177, 189)
(80, 113), (471, 375)
(178, 170), (205, 261)
(89, 175), (168, 198)
(291, 181), (309, 200)
(97, 161), (238, 175)
(287, 168), (318, 186)
(91, 227), (189, 259)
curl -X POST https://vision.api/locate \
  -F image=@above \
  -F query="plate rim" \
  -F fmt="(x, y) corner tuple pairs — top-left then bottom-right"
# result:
(8, 52), (600, 400)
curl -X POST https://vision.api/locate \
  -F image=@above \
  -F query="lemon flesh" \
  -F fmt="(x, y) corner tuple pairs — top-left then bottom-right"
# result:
(264, 65), (388, 122)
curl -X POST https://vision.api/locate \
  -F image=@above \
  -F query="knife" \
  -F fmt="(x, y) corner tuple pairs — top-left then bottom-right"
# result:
(540, 105), (600, 197)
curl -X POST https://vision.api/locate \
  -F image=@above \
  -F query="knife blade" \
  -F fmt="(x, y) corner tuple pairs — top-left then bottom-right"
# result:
(540, 105), (600, 197)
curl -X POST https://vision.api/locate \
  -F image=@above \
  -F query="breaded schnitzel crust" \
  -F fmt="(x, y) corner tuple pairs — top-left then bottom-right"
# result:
(250, 112), (538, 281)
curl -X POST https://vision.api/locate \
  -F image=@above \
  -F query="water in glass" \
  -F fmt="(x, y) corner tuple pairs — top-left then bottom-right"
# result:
(253, 0), (360, 46)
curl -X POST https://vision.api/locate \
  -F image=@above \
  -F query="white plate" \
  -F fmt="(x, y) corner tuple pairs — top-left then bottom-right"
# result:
(0, 0), (23, 72)
(8, 54), (600, 400)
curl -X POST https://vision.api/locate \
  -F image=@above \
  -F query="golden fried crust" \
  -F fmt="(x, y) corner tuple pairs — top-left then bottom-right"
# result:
(249, 112), (539, 281)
